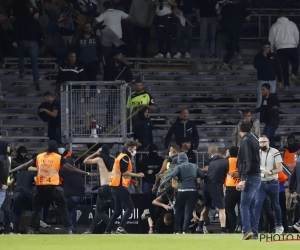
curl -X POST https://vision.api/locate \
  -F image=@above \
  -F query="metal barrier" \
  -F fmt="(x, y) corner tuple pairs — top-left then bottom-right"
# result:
(60, 81), (131, 145)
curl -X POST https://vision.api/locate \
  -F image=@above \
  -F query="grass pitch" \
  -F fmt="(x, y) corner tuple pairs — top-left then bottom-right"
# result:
(1, 234), (299, 250)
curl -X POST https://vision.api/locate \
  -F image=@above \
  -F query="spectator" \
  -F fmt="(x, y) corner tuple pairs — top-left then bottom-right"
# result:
(74, 21), (103, 95)
(126, 79), (155, 119)
(104, 50), (132, 128)
(13, 145), (30, 164)
(269, 9), (300, 92)
(152, 0), (177, 58)
(253, 40), (282, 118)
(130, 0), (155, 57)
(55, 51), (87, 97)
(180, 139), (197, 164)
(232, 109), (260, 147)
(173, 0), (194, 59)
(137, 144), (164, 194)
(39, 91), (61, 143)
(133, 106), (153, 150)
(218, 0), (250, 70)
(95, 1), (130, 58)
(283, 134), (300, 172)
(254, 83), (280, 148)
(165, 108), (199, 150)
(12, 6), (44, 91)
(196, 0), (218, 58)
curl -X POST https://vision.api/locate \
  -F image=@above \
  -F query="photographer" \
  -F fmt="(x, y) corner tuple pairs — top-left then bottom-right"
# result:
(152, 0), (177, 58)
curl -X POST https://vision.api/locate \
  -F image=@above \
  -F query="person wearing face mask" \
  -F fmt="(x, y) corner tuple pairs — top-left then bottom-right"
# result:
(283, 134), (300, 172)
(252, 135), (284, 238)
(105, 140), (145, 234)
(13, 146), (30, 164)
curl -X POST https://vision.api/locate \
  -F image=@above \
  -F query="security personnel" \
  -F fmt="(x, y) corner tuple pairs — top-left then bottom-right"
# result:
(224, 146), (241, 233)
(105, 141), (145, 234)
(10, 140), (94, 234)
(283, 135), (300, 171)
(126, 79), (156, 118)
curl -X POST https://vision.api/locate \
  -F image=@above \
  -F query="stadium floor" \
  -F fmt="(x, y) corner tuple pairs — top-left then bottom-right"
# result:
(2, 234), (300, 250)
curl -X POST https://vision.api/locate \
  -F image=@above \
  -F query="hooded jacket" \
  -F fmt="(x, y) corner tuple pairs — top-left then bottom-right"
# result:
(133, 106), (153, 148)
(159, 152), (204, 190)
(269, 17), (299, 50)
(13, 146), (30, 164)
(165, 118), (199, 149)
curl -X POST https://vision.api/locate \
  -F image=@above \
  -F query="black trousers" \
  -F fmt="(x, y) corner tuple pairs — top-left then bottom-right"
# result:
(174, 191), (198, 233)
(29, 186), (72, 231)
(1, 194), (11, 234)
(12, 191), (33, 233)
(279, 191), (288, 232)
(154, 14), (173, 55)
(277, 48), (299, 86)
(223, 29), (241, 64)
(259, 195), (275, 232)
(132, 26), (150, 58)
(105, 186), (134, 232)
(89, 185), (114, 233)
(225, 188), (241, 232)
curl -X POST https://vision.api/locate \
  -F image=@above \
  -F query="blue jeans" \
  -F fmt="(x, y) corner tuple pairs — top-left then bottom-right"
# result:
(66, 196), (84, 233)
(18, 40), (40, 82)
(253, 180), (282, 235)
(200, 17), (218, 56)
(142, 181), (153, 194)
(240, 174), (261, 233)
(176, 14), (193, 53)
(0, 189), (6, 208)
(256, 80), (276, 120)
(262, 124), (278, 148)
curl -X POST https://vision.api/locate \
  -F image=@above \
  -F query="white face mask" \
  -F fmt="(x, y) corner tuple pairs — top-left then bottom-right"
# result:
(58, 148), (65, 154)
(169, 152), (172, 157)
(131, 150), (136, 157)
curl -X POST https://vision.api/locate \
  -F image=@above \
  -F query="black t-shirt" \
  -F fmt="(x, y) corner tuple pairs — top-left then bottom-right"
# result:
(177, 0), (195, 15)
(185, 150), (197, 164)
(14, 171), (36, 189)
(197, 0), (217, 17)
(139, 153), (164, 184)
(0, 140), (9, 155)
(49, 99), (61, 128)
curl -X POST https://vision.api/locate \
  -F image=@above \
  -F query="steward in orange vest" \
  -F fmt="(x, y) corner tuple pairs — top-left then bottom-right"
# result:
(105, 140), (145, 234)
(224, 146), (242, 233)
(283, 135), (300, 171)
(10, 140), (92, 234)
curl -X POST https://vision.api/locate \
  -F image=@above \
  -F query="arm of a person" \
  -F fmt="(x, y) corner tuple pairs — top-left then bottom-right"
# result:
(268, 26), (275, 51)
(232, 124), (238, 146)
(241, 138), (252, 180)
(272, 93), (280, 108)
(158, 159), (169, 175)
(272, 153), (283, 174)
(164, 124), (175, 149)
(168, 0), (177, 7)
(253, 54), (259, 69)
(171, 178), (178, 190)
(83, 152), (101, 165)
(94, 13), (104, 24)
(294, 23), (299, 46)
(43, 107), (58, 118)
(192, 123), (200, 149)
(197, 167), (205, 179)
(120, 156), (141, 177)
(10, 159), (35, 174)
(159, 166), (180, 188)
(147, 93), (156, 110)
(120, 10), (130, 21)
(62, 163), (89, 176)
(152, 195), (166, 207)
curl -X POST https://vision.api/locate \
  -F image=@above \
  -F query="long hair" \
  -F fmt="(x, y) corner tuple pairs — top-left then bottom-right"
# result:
(47, 140), (58, 154)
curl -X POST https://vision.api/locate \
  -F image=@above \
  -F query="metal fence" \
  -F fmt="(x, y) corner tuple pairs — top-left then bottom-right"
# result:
(60, 81), (131, 145)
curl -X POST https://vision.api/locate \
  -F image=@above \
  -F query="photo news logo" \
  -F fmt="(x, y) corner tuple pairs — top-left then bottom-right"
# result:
(260, 234), (300, 242)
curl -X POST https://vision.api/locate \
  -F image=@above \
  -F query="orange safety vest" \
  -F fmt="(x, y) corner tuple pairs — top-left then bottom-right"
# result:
(283, 150), (297, 171)
(36, 152), (61, 186)
(225, 157), (240, 187)
(278, 171), (288, 183)
(109, 153), (132, 188)
(64, 151), (72, 158)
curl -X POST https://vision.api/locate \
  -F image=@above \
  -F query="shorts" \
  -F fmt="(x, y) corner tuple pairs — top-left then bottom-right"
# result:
(203, 182), (225, 209)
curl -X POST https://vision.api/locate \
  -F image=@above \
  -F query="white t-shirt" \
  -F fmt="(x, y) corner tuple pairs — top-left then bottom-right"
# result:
(260, 147), (282, 181)
(95, 9), (129, 38)
(155, 1), (172, 16)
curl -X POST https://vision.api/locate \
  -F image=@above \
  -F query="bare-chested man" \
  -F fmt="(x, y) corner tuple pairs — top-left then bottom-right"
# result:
(83, 144), (115, 234)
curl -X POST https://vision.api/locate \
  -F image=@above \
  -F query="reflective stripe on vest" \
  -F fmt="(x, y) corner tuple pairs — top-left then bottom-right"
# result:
(64, 151), (72, 158)
(109, 153), (132, 188)
(283, 150), (296, 171)
(36, 152), (61, 186)
(225, 157), (240, 187)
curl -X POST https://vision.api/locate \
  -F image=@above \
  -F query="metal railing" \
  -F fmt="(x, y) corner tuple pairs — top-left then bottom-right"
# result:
(60, 81), (131, 146)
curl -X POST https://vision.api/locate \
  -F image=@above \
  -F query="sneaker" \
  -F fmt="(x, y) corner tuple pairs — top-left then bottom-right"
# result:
(166, 52), (171, 59)
(293, 222), (300, 232)
(173, 52), (182, 59)
(83, 230), (92, 234)
(241, 231), (253, 240)
(275, 226), (284, 234)
(285, 86), (290, 92)
(290, 74), (300, 86)
(203, 226), (209, 234)
(104, 231), (111, 234)
(220, 63), (232, 70)
(40, 221), (50, 228)
(141, 209), (150, 220)
(116, 227), (127, 234)
(27, 228), (35, 234)
(154, 53), (164, 58)
(234, 225), (242, 233)
(185, 52), (191, 59)
(148, 227), (153, 234)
